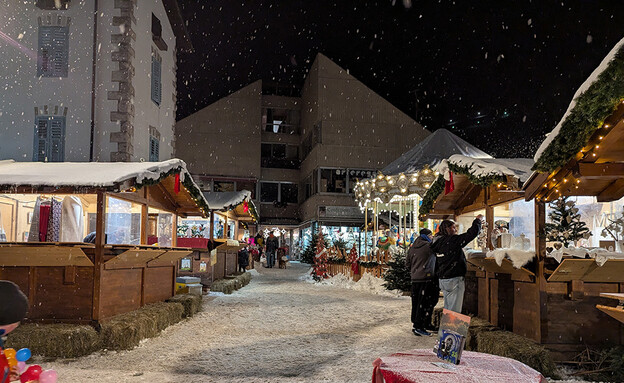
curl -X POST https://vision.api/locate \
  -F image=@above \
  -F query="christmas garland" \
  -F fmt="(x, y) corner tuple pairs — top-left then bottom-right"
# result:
(418, 162), (505, 219)
(533, 44), (624, 172)
(358, 260), (381, 268)
(418, 174), (445, 219)
(132, 166), (210, 217)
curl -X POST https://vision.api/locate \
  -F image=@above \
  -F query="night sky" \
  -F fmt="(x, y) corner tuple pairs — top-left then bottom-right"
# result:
(176, 1), (624, 158)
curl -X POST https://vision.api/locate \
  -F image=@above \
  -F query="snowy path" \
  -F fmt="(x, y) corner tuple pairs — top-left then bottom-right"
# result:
(47, 262), (436, 382)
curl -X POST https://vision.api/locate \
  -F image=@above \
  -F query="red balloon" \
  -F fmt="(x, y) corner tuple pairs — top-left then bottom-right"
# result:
(20, 364), (43, 383)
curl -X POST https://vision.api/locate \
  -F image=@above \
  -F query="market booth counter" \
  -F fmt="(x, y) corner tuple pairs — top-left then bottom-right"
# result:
(176, 191), (257, 287)
(420, 154), (537, 334)
(0, 159), (209, 324)
(520, 37), (624, 359)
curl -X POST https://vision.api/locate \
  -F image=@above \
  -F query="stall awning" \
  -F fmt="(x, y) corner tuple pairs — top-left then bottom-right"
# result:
(203, 191), (258, 221)
(0, 158), (210, 217)
(525, 37), (624, 202)
(420, 155), (534, 218)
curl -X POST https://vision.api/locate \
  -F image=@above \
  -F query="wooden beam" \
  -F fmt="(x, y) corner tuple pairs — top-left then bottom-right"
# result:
(574, 162), (624, 179)
(452, 183), (482, 211)
(140, 204), (148, 245)
(92, 191), (107, 322)
(523, 172), (550, 201)
(597, 179), (624, 202)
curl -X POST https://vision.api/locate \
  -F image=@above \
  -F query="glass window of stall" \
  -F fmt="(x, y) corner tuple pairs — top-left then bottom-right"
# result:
(455, 209), (485, 250)
(178, 216), (210, 238)
(106, 196), (142, 245)
(493, 199), (536, 250)
(148, 207), (174, 247)
(546, 196), (624, 250)
(0, 194), (97, 243)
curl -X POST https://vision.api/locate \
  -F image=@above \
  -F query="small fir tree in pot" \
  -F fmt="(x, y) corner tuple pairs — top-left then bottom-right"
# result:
(383, 248), (411, 292)
(545, 196), (591, 247)
(301, 231), (329, 264)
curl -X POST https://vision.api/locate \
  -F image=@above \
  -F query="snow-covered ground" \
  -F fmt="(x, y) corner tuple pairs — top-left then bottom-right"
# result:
(41, 262), (587, 382)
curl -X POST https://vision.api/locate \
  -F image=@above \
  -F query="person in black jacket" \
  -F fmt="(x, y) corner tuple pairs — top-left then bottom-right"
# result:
(405, 228), (439, 336)
(431, 215), (483, 313)
(238, 245), (249, 273)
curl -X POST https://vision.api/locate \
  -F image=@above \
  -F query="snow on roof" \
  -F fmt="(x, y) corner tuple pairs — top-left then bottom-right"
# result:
(0, 158), (199, 189)
(381, 129), (491, 175)
(203, 191), (252, 212)
(435, 155), (535, 183)
(534, 37), (624, 162)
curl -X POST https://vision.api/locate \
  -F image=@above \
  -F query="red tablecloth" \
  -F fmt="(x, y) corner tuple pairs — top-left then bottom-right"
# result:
(372, 349), (546, 383)
(176, 237), (209, 249)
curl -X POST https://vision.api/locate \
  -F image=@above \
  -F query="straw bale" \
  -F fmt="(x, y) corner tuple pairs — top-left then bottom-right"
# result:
(166, 294), (203, 318)
(5, 323), (101, 358)
(474, 329), (559, 378)
(211, 272), (251, 294)
(100, 302), (184, 351)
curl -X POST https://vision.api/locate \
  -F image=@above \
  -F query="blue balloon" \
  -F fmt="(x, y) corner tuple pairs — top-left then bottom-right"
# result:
(15, 348), (31, 362)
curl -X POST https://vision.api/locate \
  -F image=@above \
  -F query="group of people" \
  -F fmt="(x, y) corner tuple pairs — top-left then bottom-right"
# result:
(406, 215), (483, 336)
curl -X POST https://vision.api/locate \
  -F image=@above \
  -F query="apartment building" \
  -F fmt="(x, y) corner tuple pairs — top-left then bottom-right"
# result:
(175, 53), (429, 254)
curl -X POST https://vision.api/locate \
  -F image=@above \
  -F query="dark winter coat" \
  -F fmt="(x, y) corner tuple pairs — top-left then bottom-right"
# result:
(431, 219), (482, 280)
(405, 237), (436, 282)
(266, 236), (279, 253)
(238, 248), (249, 267)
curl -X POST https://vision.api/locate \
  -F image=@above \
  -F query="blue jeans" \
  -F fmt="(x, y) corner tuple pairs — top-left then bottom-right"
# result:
(439, 276), (465, 313)
(267, 251), (276, 268)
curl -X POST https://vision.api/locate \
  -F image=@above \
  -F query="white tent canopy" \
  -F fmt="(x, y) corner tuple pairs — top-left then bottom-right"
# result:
(381, 128), (492, 176)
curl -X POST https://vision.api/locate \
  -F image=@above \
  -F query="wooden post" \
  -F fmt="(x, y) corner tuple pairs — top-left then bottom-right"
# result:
(485, 188), (495, 250)
(364, 203), (368, 261)
(92, 191), (106, 322)
(140, 204), (148, 245)
(535, 200), (547, 343)
(223, 214), (228, 239)
(171, 213), (177, 247)
(210, 211), (215, 240)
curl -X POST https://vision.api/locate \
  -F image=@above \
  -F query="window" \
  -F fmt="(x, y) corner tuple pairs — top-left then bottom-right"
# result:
(149, 136), (159, 162)
(260, 182), (297, 204)
(262, 108), (300, 134)
(261, 143), (299, 169)
(106, 196), (142, 245)
(151, 53), (162, 105)
(260, 182), (279, 203)
(214, 181), (235, 192)
(33, 115), (65, 162)
(348, 169), (375, 193)
(281, 183), (298, 204)
(236, 180), (256, 199)
(36, 0), (70, 10)
(151, 14), (168, 51)
(320, 168), (347, 193)
(38, 25), (69, 77)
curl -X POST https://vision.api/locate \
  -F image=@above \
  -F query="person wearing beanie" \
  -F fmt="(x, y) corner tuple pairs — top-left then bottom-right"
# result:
(0, 280), (29, 383)
(405, 228), (439, 336)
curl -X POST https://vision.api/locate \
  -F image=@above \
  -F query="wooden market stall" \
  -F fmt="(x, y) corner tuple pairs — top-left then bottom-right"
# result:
(419, 155), (536, 337)
(176, 191), (258, 286)
(0, 159), (210, 324)
(520, 38), (624, 359)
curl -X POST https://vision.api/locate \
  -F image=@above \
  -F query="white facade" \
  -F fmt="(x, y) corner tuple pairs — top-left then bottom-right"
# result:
(0, 0), (181, 162)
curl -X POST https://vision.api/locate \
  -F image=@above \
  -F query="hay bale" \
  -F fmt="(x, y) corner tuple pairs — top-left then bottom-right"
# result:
(475, 330), (559, 378)
(100, 302), (184, 351)
(5, 323), (100, 358)
(211, 272), (251, 294)
(166, 294), (202, 318)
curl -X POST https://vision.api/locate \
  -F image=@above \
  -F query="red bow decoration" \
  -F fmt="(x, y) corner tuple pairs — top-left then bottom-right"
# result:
(444, 171), (455, 195)
(243, 200), (249, 212)
(174, 173), (181, 194)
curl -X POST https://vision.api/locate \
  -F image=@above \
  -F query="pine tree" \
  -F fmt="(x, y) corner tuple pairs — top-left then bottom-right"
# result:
(383, 248), (411, 292)
(545, 196), (591, 247)
(312, 231), (329, 281)
(301, 231), (328, 264)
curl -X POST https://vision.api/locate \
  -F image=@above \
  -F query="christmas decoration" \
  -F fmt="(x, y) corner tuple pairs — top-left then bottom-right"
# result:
(301, 231), (328, 264)
(545, 197), (592, 247)
(312, 231), (329, 281)
(382, 248), (410, 292)
(533, 41), (624, 173)
(348, 246), (360, 275)
(601, 210), (624, 241)
(444, 171), (454, 195)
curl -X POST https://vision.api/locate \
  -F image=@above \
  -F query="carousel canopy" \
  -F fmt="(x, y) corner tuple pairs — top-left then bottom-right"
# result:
(381, 128), (492, 175)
